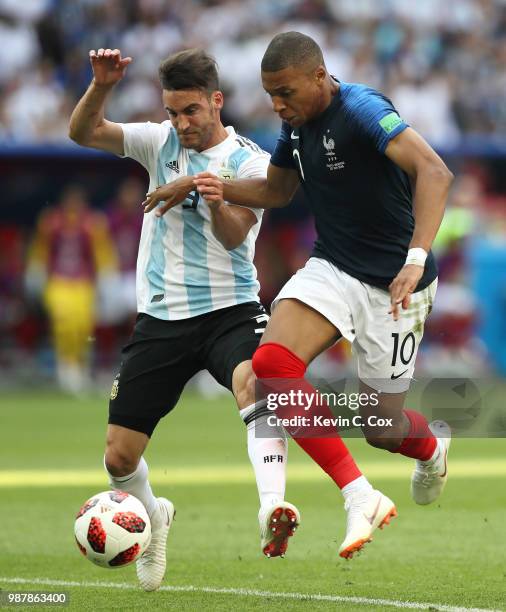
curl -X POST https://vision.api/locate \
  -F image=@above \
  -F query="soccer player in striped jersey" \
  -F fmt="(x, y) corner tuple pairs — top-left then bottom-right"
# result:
(70, 47), (304, 591)
(195, 32), (454, 556)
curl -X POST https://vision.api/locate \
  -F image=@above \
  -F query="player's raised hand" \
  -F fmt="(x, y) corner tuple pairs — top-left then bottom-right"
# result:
(142, 176), (195, 217)
(89, 48), (132, 87)
(194, 172), (225, 210)
(388, 264), (424, 321)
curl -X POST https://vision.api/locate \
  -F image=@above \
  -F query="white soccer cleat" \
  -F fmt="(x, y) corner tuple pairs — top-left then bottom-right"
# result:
(259, 501), (300, 558)
(411, 420), (451, 505)
(339, 489), (397, 559)
(136, 497), (175, 591)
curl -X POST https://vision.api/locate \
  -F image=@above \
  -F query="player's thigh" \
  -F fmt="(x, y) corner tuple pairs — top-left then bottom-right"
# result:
(264, 257), (352, 364)
(108, 314), (200, 437)
(354, 278), (438, 397)
(262, 299), (340, 364)
(204, 302), (267, 408)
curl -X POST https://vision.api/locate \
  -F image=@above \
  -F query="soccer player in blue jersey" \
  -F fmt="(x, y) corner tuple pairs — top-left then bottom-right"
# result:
(194, 31), (454, 555)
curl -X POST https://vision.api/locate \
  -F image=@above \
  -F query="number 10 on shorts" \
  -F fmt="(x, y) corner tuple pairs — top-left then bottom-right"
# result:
(391, 332), (415, 366)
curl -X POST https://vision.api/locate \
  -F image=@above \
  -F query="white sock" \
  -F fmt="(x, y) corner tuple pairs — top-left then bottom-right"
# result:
(240, 402), (287, 509)
(105, 456), (158, 521)
(341, 475), (374, 500)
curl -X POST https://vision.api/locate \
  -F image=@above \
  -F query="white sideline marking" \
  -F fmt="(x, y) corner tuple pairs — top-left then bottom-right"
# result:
(0, 577), (501, 612)
(1, 459), (506, 488)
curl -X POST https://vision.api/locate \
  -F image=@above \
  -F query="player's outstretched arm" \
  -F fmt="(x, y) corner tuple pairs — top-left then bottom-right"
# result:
(69, 49), (132, 156)
(386, 127), (454, 319)
(195, 164), (299, 209)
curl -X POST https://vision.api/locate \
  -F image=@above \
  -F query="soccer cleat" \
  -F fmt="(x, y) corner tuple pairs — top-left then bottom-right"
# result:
(259, 501), (300, 558)
(136, 497), (175, 591)
(411, 420), (451, 505)
(339, 489), (397, 559)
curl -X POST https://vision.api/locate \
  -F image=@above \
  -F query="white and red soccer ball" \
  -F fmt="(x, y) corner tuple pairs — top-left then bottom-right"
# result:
(74, 491), (151, 568)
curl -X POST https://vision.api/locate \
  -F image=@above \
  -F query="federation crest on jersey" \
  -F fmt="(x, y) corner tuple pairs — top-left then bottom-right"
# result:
(323, 129), (345, 171)
(323, 130), (335, 156)
(217, 167), (236, 180)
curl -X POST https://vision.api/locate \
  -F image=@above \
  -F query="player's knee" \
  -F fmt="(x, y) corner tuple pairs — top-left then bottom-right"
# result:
(235, 369), (256, 409)
(251, 344), (271, 378)
(104, 445), (139, 477)
(252, 343), (306, 379)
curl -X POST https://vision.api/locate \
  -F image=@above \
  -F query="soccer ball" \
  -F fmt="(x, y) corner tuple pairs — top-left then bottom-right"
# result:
(74, 490), (151, 569)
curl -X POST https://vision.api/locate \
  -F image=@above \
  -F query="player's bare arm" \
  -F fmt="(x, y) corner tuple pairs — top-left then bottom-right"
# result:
(195, 163), (299, 209)
(142, 177), (196, 216)
(198, 173), (258, 250)
(385, 127), (454, 320)
(69, 48), (131, 155)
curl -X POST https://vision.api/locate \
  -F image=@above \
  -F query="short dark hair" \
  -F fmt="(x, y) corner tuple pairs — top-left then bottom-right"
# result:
(159, 49), (219, 92)
(261, 31), (324, 72)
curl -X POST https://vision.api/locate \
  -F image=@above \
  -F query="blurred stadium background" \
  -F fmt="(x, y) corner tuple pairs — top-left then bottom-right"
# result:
(1, 2), (506, 610)
(0, 0), (505, 391)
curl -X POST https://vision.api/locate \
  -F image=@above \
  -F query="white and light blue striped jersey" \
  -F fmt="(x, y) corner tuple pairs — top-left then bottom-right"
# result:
(120, 121), (269, 320)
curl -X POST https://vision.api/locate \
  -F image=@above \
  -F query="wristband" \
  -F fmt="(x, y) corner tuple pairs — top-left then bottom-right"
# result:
(405, 247), (427, 267)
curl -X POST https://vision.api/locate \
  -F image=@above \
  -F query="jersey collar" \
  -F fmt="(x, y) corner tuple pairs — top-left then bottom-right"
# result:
(198, 126), (236, 155)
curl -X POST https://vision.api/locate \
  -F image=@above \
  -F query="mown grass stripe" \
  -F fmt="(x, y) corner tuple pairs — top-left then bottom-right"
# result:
(0, 459), (505, 487)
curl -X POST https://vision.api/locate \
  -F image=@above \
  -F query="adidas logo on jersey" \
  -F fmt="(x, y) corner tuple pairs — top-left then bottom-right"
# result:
(165, 160), (180, 173)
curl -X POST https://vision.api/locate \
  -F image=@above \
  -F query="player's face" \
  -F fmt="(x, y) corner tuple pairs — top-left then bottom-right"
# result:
(162, 89), (222, 152)
(262, 64), (326, 127)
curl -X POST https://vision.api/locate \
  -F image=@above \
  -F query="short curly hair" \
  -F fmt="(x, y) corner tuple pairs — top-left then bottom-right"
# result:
(159, 49), (219, 92)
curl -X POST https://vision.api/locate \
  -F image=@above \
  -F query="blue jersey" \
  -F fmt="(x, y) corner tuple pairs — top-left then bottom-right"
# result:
(270, 81), (438, 291)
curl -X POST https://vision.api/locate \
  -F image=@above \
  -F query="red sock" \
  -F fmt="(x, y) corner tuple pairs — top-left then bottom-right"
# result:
(393, 409), (437, 461)
(293, 437), (362, 489)
(252, 342), (362, 489)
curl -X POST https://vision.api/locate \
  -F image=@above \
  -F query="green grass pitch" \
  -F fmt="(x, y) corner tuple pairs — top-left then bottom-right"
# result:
(0, 390), (505, 611)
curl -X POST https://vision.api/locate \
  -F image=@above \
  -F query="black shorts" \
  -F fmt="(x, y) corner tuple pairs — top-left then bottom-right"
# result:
(108, 301), (268, 437)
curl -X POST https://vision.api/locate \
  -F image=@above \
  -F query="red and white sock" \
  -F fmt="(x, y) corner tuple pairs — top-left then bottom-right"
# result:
(392, 409), (437, 461)
(341, 475), (374, 500)
(253, 342), (366, 492)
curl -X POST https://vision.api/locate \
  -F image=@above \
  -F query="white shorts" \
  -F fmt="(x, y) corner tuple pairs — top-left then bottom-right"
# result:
(272, 257), (437, 392)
